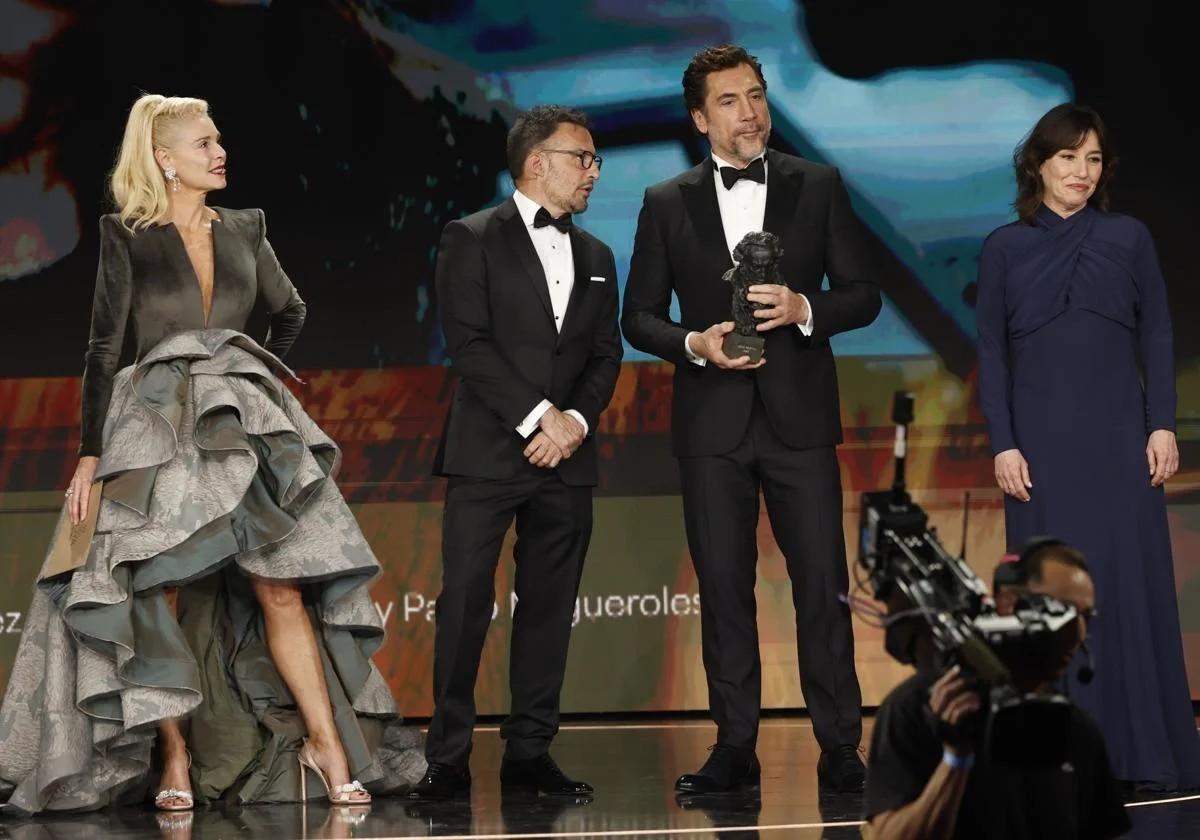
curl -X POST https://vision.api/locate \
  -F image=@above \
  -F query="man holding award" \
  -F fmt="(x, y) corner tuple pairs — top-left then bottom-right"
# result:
(621, 44), (883, 794)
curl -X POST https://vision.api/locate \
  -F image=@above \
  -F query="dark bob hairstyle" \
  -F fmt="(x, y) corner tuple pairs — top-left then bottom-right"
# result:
(1013, 103), (1117, 221)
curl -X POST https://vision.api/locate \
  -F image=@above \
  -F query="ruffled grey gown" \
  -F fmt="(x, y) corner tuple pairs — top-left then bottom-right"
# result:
(0, 209), (425, 815)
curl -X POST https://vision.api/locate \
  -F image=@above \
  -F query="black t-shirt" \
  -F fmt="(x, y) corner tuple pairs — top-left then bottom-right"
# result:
(864, 671), (1132, 840)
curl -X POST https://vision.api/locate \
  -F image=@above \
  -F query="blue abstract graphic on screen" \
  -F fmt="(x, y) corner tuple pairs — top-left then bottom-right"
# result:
(355, 0), (1068, 363)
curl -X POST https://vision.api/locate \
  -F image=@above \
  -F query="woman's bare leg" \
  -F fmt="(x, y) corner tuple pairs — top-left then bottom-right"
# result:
(249, 578), (368, 802)
(157, 588), (191, 807)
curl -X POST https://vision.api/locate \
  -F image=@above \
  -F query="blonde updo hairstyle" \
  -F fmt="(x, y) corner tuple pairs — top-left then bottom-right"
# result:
(110, 94), (210, 231)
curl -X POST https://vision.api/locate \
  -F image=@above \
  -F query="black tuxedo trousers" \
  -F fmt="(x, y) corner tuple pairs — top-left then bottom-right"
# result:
(426, 473), (591, 765)
(680, 384), (862, 752)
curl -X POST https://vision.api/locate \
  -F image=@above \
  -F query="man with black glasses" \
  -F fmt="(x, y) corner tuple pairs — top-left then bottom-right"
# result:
(411, 105), (622, 800)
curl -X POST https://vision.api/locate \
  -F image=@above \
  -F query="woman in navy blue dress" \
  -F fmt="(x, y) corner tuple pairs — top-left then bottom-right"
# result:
(977, 103), (1200, 791)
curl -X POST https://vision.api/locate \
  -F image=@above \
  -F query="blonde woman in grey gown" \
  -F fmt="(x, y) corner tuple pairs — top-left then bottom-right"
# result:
(0, 95), (424, 815)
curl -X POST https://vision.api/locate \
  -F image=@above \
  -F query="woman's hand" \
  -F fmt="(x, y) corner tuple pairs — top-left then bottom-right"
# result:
(1147, 429), (1180, 487)
(67, 456), (100, 524)
(994, 448), (1032, 502)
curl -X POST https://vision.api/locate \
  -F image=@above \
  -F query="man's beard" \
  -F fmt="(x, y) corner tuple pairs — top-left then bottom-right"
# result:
(549, 183), (588, 214)
(733, 128), (768, 161)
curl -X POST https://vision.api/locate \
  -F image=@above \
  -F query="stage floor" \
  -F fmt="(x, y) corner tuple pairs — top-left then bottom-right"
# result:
(2, 718), (1197, 839)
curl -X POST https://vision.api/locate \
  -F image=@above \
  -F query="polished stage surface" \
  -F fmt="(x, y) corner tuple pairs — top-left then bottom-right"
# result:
(2, 719), (1198, 839)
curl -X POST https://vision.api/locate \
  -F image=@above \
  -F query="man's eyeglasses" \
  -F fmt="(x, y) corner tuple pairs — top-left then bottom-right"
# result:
(539, 148), (603, 171)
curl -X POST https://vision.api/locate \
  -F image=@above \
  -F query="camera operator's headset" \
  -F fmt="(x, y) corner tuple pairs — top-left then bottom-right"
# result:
(992, 536), (1094, 685)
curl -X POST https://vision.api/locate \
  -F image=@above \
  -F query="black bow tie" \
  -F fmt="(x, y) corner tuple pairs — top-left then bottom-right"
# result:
(534, 207), (573, 233)
(716, 156), (766, 190)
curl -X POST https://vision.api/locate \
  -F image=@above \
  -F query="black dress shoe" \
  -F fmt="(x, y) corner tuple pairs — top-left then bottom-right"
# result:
(406, 762), (472, 800)
(817, 745), (865, 793)
(674, 745), (761, 794)
(500, 753), (594, 796)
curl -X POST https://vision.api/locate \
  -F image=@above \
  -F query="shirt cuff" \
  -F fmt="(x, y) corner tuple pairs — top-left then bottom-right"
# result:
(684, 331), (707, 367)
(797, 294), (813, 336)
(564, 409), (589, 437)
(516, 399), (553, 439)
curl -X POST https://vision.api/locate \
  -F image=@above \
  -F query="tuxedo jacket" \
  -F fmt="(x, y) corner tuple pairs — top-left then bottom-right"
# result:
(621, 150), (883, 457)
(433, 197), (622, 487)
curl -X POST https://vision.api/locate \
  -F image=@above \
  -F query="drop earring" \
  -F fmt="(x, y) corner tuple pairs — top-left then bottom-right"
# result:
(164, 166), (180, 192)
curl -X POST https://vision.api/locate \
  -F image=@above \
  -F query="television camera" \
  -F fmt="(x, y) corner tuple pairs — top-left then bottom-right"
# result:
(856, 392), (1083, 764)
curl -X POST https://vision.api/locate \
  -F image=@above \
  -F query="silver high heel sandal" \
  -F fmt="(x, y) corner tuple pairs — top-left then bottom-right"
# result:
(298, 739), (371, 807)
(154, 749), (194, 812)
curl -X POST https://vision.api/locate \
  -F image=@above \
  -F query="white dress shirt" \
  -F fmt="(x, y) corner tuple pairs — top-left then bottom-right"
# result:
(684, 152), (813, 366)
(713, 151), (768, 259)
(510, 188), (589, 438)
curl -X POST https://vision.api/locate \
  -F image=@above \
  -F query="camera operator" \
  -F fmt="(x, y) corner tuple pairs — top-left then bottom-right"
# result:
(863, 541), (1131, 840)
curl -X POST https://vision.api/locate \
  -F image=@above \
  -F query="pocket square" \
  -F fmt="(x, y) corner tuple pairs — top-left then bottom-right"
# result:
(589, 275), (607, 283)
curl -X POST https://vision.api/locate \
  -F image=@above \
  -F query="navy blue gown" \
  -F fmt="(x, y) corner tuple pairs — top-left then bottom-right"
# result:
(977, 202), (1200, 789)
